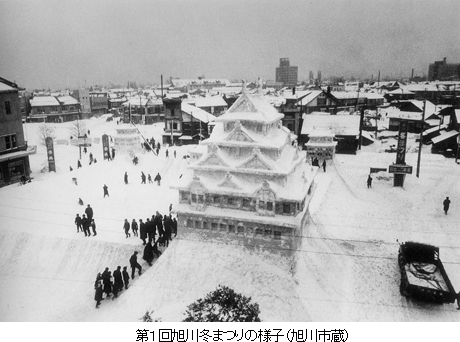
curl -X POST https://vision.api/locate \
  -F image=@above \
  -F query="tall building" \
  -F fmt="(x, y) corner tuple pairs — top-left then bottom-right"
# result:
(172, 84), (317, 256)
(428, 58), (460, 81)
(275, 58), (298, 87)
(0, 77), (36, 187)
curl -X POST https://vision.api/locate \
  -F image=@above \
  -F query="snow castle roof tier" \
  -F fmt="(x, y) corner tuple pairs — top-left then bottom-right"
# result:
(215, 92), (284, 124)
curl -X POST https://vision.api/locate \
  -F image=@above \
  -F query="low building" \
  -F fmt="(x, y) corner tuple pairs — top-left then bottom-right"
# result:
(193, 96), (228, 117)
(0, 77), (36, 187)
(29, 95), (81, 122)
(89, 91), (109, 115)
(305, 130), (337, 162)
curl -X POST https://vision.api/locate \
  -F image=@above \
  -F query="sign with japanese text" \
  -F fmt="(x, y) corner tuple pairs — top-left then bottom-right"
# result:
(102, 134), (110, 160)
(45, 137), (56, 172)
(389, 164), (413, 174)
(396, 120), (408, 164)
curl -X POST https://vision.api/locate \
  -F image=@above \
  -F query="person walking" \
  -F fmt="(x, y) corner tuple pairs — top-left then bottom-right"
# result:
(172, 217), (178, 237)
(146, 217), (156, 244)
(81, 214), (91, 237)
(124, 172), (128, 185)
(89, 153), (93, 164)
(101, 267), (112, 299)
(148, 174), (153, 183)
(75, 214), (82, 233)
(322, 160), (326, 172)
(129, 251), (142, 279)
(94, 281), (103, 309)
(141, 172), (146, 184)
(85, 204), (94, 222)
(124, 219), (131, 238)
(122, 266), (130, 290)
(367, 175), (372, 188)
(91, 219), (97, 236)
(139, 219), (147, 245)
(113, 266), (123, 296)
(443, 197), (451, 215)
(143, 242), (154, 266)
(111, 148), (115, 160)
(131, 219), (138, 237)
(154, 173), (162, 186)
(165, 149), (169, 158)
(103, 184), (109, 197)
(174, 150), (176, 158)
(77, 160), (82, 169)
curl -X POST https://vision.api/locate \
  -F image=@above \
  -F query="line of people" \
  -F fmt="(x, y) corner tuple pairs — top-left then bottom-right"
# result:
(94, 265), (130, 308)
(124, 171), (162, 186)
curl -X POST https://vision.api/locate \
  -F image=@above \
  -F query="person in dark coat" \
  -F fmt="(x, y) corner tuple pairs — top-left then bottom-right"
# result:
(81, 214), (91, 237)
(129, 251), (142, 279)
(322, 160), (326, 172)
(103, 184), (109, 197)
(122, 266), (130, 290)
(172, 218), (178, 237)
(153, 242), (161, 258)
(85, 204), (93, 222)
(174, 150), (176, 158)
(143, 242), (154, 266)
(156, 142), (160, 150)
(91, 219), (97, 236)
(78, 198), (84, 205)
(89, 153), (93, 164)
(75, 214), (82, 233)
(155, 212), (164, 238)
(141, 172), (146, 184)
(101, 267), (112, 298)
(367, 175), (372, 188)
(139, 219), (147, 245)
(83, 147), (87, 154)
(443, 197), (451, 215)
(77, 160), (82, 169)
(124, 219), (131, 238)
(94, 281), (103, 309)
(154, 173), (161, 186)
(124, 172), (128, 185)
(165, 149), (169, 158)
(163, 216), (172, 247)
(111, 148), (115, 160)
(131, 219), (138, 237)
(148, 174), (152, 183)
(146, 218), (156, 244)
(113, 266), (123, 295)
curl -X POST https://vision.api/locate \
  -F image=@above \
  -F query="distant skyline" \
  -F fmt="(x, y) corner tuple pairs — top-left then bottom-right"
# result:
(1, 0), (459, 89)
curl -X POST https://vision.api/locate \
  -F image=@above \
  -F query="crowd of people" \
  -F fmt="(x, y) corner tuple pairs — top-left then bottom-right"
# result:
(74, 204), (97, 237)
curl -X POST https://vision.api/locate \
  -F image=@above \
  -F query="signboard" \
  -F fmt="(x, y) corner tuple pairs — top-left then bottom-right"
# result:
(389, 164), (413, 174)
(45, 137), (56, 172)
(396, 120), (408, 164)
(102, 134), (110, 160)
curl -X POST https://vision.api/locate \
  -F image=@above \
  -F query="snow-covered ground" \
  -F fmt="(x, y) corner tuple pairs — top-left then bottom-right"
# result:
(0, 117), (459, 321)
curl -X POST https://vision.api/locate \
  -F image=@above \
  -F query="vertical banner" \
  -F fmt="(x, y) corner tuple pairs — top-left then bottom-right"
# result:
(396, 120), (408, 164)
(102, 134), (110, 160)
(45, 137), (56, 172)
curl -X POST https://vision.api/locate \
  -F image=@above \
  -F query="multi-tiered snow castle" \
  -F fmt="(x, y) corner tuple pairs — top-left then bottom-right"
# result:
(173, 84), (317, 255)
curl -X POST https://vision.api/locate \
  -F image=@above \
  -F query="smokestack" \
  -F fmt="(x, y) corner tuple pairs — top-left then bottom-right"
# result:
(411, 68), (414, 80)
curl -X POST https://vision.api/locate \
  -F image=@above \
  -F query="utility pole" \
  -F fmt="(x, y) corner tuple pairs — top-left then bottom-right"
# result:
(416, 99), (426, 177)
(359, 107), (364, 150)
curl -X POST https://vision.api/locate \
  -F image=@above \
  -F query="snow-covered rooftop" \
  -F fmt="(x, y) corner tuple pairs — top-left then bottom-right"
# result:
(194, 96), (228, 108)
(30, 96), (60, 106)
(301, 114), (360, 136)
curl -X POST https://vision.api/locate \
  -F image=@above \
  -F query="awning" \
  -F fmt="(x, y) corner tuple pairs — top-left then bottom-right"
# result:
(0, 146), (37, 162)
(162, 132), (182, 136)
(431, 130), (459, 145)
(179, 135), (193, 140)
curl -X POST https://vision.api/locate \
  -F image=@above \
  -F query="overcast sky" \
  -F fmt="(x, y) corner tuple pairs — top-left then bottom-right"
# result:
(1, 0), (459, 89)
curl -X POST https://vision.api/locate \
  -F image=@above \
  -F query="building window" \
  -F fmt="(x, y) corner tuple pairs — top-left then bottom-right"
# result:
(228, 225), (235, 233)
(283, 203), (290, 214)
(237, 225), (244, 234)
(211, 222), (218, 230)
(266, 201), (273, 211)
(213, 195), (220, 204)
(191, 194), (197, 203)
(198, 195), (204, 204)
(187, 219), (193, 228)
(172, 122), (178, 130)
(203, 221), (208, 229)
(242, 198), (250, 208)
(8, 160), (24, 178)
(195, 220), (201, 229)
(180, 191), (189, 202)
(255, 228), (263, 236)
(4, 135), (17, 150)
(5, 101), (12, 114)
(219, 223), (226, 232)
(227, 197), (234, 206)
(259, 200), (265, 210)
(246, 227), (253, 235)
(274, 231), (281, 240)
(264, 229), (272, 238)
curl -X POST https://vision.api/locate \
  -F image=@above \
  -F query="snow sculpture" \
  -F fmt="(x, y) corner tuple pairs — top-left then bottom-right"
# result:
(113, 128), (142, 154)
(172, 89), (318, 255)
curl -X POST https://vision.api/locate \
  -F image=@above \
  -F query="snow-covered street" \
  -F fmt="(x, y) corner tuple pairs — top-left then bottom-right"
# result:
(0, 117), (459, 321)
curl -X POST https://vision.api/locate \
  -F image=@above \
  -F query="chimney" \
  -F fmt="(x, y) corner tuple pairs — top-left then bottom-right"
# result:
(292, 87), (295, 95)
